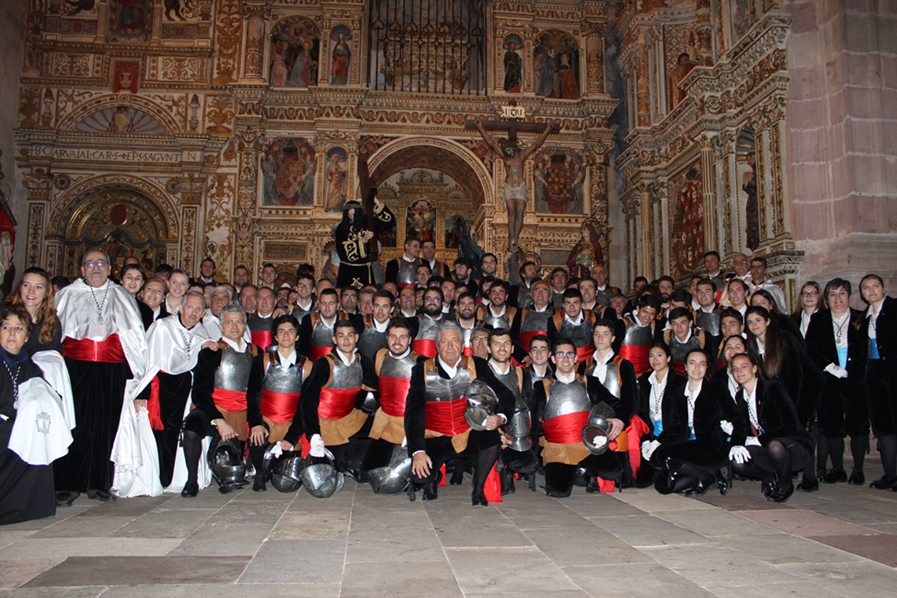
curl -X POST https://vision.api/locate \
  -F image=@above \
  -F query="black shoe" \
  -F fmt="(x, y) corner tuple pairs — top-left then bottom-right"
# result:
(762, 480), (776, 497)
(87, 490), (115, 502)
(422, 471), (441, 501)
(449, 470), (464, 485)
(685, 480), (711, 497)
(501, 469), (516, 496)
(869, 476), (897, 490)
(822, 469), (847, 484)
(55, 491), (80, 507)
(218, 481), (246, 494)
(344, 465), (369, 484)
(767, 482), (795, 503)
(181, 481), (199, 498)
(407, 482), (417, 502)
(715, 470), (730, 496)
(253, 476), (267, 492)
(471, 490), (488, 506)
(847, 472), (865, 486)
(797, 477), (819, 492)
(585, 478), (601, 494)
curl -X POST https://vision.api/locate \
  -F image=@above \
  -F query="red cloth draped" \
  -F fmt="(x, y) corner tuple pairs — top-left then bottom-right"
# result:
(317, 387), (360, 420)
(463, 347), (473, 357)
(213, 387), (248, 412)
(671, 360), (685, 375)
(379, 376), (411, 417)
(542, 410), (589, 444)
(575, 344), (594, 363)
(147, 375), (163, 431)
(414, 339), (438, 358)
(261, 390), (301, 423)
(251, 330), (272, 349)
(484, 464), (503, 503)
(626, 416), (650, 477)
(309, 344), (333, 362)
(519, 330), (545, 354)
(299, 434), (310, 458)
(620, 344), (651, 376)
(397, 282), (416, 289)
(425, 397), (470, 436)
(63, 335), (125, 363)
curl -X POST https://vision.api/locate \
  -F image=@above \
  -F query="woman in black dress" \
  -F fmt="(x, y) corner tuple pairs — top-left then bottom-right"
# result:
(634, 342), (684, 488)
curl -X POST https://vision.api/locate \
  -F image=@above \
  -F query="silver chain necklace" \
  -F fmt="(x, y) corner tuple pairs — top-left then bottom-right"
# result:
(832, 313), (849, 344)
(2, 360), (20, 409)
(747, 392), (762, 434)
(90, 285), (110, 324)
(650, 374), (667, 421)
(176, 325), (193, 353)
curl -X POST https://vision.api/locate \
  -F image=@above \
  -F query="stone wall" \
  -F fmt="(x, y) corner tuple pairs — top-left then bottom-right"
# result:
(786, 0), (897, 299)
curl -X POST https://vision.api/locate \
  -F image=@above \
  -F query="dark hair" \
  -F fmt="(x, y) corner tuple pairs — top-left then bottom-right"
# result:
(730, 352), (765, 380)
(453, 257), (472, 269)
(6, 268), (55, 345)
(593, 318), (615, 334)
(552, 337), (577, 354)
(489, 280), (510, 295)
(296, 263), (315, 279)
(750, 256), (768, 269)
(272, 314), (300, 336)
(340, 287), (358, 298)
(648, 341), (671, 358)
(481, 253), (497, 264)
(668, 306), (694, 323)
(658, 275), (675, 287)
(2, 307), (34, 341)
(319, 288), (339, 300)
(823, 277), (851, 299)
(528, 333), (550, 351)
(703, 251), (721, 261)
(234, 264), (249, 273)
(719, 307), (744, 326)
(749, 288), (783, 315)
(424, 287), (444, 302)
(578, 276), (597, 288)
(119, 263), (145, 282)
(334, 319), (357, 335)
(684, 348), (710, 376)
(519, 260), (537, 278)
(562, 288), (584, 302)
(421, 239), (436, 247)
(201, 257), (216, 267)
(727, 278), (749, 294)
(744, 306), (786, 378)
(489, 327), (513, 343)
(636, 294), (660, 312)
(373, 289), (394, 302)
(690, 274), (704, 284)
(634, 276), (648, 285)
(296, 273), (316, 285)
(551, 267), (568, 278)
(669, 289), (692, 305)
(456, 291), (477, 304)
(428, 275), (445, 287)
(387, 316), (413, 335)
(793, 281), (821, 319)
(154, 264), (173, 276)
(696, 278), (716, 292)
(51, 276), (71, 289)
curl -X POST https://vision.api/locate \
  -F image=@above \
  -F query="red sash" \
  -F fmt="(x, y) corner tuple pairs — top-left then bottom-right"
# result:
(414, 339), (438, 358)
(379, 376), (411, 417)
(148, 375), (163, 430)
(575, 344), (594, 363)
(424, 397), (470, 436)
(261, 390), (301, 423)
(397, 282), (416, 289)
(309, 344), (333, 362)
(626, 416), (650, 477)
(463, 347), (473, 357)
(251, 330), (272, 349)
(213, 387), (247, 412)
(519, 330), (545, 354)
(63, 335), (125, 363)
(620, 344), (650, 376)
(671, 360), (685, 375)
(542, 410), (589, 445)
(317, 387), (360, 420)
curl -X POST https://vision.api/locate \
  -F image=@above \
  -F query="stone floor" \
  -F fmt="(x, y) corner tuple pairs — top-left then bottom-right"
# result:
(2, 458), (897, 598)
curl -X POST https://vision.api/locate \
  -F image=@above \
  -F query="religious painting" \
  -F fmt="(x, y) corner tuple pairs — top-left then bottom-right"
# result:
(109, 0), (153, 44)
(329, 25), (352, 85)
(672, 161), (704, 274)
(445, 215), (464, 249)
(270, 17), (320, 89)
(567, 219), (605, 277)
(503, 34), (524, 93)
(532, 148), (585, 214)
(668, 52), (695, 110)
(737, 126), (760, 251)
(261, 138), (316, 207)
(368, 0), (486, 94)
(324, 147), (349, 212)
(534, 30), (579, 100)
(406, 199), (437, 244)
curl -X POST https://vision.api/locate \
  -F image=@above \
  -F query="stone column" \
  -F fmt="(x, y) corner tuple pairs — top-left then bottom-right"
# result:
(22, 173), (52, 269)
(583, 22), (605, 97)
(150, 0), (163, 46)
(241, 7), (268, 82)
(699, 134), (717, 252)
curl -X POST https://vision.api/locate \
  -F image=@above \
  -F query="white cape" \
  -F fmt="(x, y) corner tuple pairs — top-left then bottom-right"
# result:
(30, 350), (76, 430)
(8, 377), (73, 466)
(111, 398), (163, 497)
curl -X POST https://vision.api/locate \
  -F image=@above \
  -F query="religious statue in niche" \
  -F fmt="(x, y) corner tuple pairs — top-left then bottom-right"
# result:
(503, 34), (523, 93)
(445, 215), (463, 249)
(567, 219), (605, 278)
(674, 163), (705, 273)
(534, 30), (579, 99)
(324, 147), (349, 212)
(669, 52), (695, 110)
(406, 199), (437, 244)
(109, 0), (153, 44)
(532, 148), (585, 215)
(329, 25), (352, 85)
(743, 151), (760, 251)
(270, 17), (319, 89)
(261, 138), (316, 207)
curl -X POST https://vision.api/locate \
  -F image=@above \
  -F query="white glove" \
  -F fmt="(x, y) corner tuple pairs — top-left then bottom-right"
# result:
(269, 443), (283, 458)
(720, 420), (734, 435)
(729, 445), (751, 464)
(824, 364), (848, 379)
(641, 440), (660, 460)
(309, 434), (326, 458)
(746, 436), (761, 446)
(401, 436), (408, 447)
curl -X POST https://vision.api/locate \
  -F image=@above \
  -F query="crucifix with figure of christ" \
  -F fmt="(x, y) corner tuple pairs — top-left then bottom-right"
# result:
(466, 102), (559, 256)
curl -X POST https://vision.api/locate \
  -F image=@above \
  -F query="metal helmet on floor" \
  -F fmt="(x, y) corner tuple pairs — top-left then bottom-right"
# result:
(300, 449), (345, 498)
(367, 443), (413, 495)
(208, 438), (247, 490)
(267, 448), (305, 493)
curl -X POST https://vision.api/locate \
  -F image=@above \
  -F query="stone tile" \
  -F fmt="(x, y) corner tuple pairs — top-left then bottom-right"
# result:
(736, 509), (880, 538)
(427, 508), (532, 548)
(463, 592), (590, 598)
(696, 488), (793, 512)
(0, 538), (182, 559)
(560, 495), (646, 518)
(714, 532), (863, 565)
(346, 526), (444, 563)
(238, 540), (345, 584)
(349, 504), (432, 530)
(642, 544), (800, 588)
(653, 509), (781, 538)
(779, 560), (897, 594)
(101, 583), (341, 598)
(807, 533), (897, 567)
(0, 507), (92, 531)
(0, 587), (105, 598)
(167, 523), (267, 557)
(610, 489), (716, 513)
(0, 531), (36, 550)
(802, 500), (897, 526)
(77, 495), (173, 518)
(340, 561), (462, 598)
(864, 522), (897, 534)
(707, 581), (847, 598)
(111, 508), (218, 539)
(563, 563), (718, 598)
(23, 556), (249, 587)
(497, 504), (592, 530)
(269, 511), (349, 541)
(29, 515), (132, 539)
(211, 499), (290, 525)
(588, 515), (712, 548)
(0, 558), (65, 589)
(523, 527), (654, 566)
(444, 546), (581, 595)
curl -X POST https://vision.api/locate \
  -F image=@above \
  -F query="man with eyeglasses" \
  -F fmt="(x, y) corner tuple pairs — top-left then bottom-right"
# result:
(54, 250), (149, 505)
(291, 274), (316, 323)
(413, 287), (445, 359)
(731, 253), (753, 285)
(532, 338), (626, 496)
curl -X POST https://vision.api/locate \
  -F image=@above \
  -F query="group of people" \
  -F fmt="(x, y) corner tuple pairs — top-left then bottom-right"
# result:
(1, 240), (895, 525)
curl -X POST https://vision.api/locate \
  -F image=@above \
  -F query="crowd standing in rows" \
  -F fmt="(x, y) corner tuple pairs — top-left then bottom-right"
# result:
(1, 243), (895, 525)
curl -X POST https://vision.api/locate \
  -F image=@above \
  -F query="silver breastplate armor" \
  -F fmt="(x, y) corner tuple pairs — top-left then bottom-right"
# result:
(483, 308), (511, 330)
(596, 361), (622, 399)
(396, 259), (419, 286)
(493, 366), (522, 401)
(416, 315), (441, 341)
(460, 326), (474, 350)
(670, 335), (703, 363)
(214, 347), (254, 392)
(516, 286), (533, 309)
(424, 361), (472, 402)
(543, 379), (592, 422)
(311, 318), (336, 349)
(623, 320), (654, 346)
(358, 320), (388, 360)
(379, 351), (417, 380)
(291, 304), (313, 324)
(329, 355), (364, 390)
(521, 310), (552, 333)
(263, 356), (304, 394)
(559, 317), (593, 348)
(695, 310), (721, 337)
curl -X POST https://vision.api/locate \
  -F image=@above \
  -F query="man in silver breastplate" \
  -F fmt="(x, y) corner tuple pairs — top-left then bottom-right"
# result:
(183, 303), (263, 496)
(290, 274), (316, 324)
(414, 287), (445, 359)
(455, 292), (478, 356)
(619, 295), (660, 377)
(405, 321), (516, 506)
(510, 261), (539, 309)
(664, 307), (713, 375)
(478, 282), (517, 330)
(283, 319), (378, 482)
(527, 335), (553, 385)
(511, 280), (554, 365)
(547, 288), (596, 365)
(299, 288), (361, 362)
(386, 237), (422, 288)
(694, 279), (722, 339)
(357, 290), (394, 362)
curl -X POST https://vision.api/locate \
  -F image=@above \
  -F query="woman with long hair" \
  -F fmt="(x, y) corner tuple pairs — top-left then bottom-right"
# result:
(792, 281), (822, 339)
(651, 349), (744, 497)
(712, 335), (758, 401)
(751, 289), (801, 339)
(728, 353), (812, 503)
(860, 274), (897, 490)
(5, 267), (61, 355)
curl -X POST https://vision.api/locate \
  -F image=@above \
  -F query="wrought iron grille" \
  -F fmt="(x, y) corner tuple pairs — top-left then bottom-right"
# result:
(368, 0), (486, 95)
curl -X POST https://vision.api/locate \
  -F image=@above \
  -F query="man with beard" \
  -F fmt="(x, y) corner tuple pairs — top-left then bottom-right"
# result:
(54, 250), (148, 505)
(197, 258), (218, 285)
(477, 282), (517, 330)
(657, 276), (675, 319)
(335, 199), (396, 289)
(233, 265), (250, 293)
(406, 321), (516, 506)
(510, 261), (539, 309)
(143, 292), (216, 489)
(453, 257), (478, 298)
(455, 292), (478, 356)
(291, 274), (316, 323)
(386, 237), (422, 288)
(357, 290), (394, 362)
(421, 239), (452, 280)
(413, 287), (446, 359)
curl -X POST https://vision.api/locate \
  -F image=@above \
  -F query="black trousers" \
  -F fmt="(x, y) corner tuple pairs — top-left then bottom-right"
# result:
(544, 452), (622, 498)
(820, 377), (869, 438)
(411, 430), (500, 491)
(867, 360), (897, 436)
(153, 372), (193, 488)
